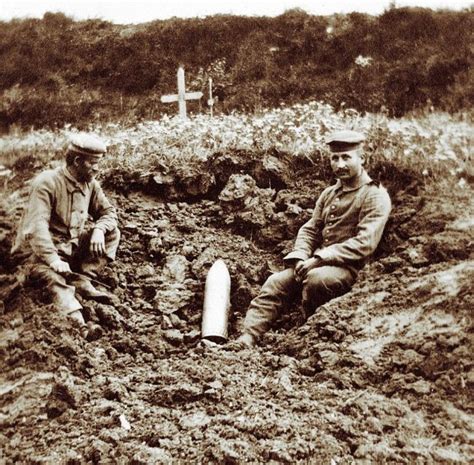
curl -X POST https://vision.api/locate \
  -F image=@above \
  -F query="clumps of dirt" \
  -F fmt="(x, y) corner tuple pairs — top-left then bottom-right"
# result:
(0, 150), (472, 463)
(268, 259), (473, 462)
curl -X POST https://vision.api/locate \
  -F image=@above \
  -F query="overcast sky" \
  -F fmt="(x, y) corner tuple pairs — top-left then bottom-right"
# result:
(1, 0), (471, 24)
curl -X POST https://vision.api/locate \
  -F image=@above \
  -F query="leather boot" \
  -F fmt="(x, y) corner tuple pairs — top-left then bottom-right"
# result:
(68, 309), (86, 326)
(80, 258), (108, 280)
(71, 277), (117, 305)
(224, 333), (256, 351)
(85, 322), (104, 341)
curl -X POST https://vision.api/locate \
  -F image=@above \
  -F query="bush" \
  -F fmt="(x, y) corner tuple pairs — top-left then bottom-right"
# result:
(0, 8), (472, 129)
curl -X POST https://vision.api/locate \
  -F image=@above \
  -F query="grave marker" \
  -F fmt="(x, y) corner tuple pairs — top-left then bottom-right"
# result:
(161, 67), (203, 118)
(208, 77), (215, 117)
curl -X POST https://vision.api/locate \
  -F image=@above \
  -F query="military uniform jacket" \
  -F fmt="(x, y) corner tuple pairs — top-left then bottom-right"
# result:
(284, 170), (391, 273)
(12, 166), (118, 265)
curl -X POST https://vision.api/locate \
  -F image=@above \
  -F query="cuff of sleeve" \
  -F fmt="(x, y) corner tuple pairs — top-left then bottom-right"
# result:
(314, 248), (333, 262)
(93, 224), (108, 233)
(283, 251), (309, 263)
(44, 252), (61, 266)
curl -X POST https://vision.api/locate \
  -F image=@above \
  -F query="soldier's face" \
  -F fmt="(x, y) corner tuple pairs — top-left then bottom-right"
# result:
(75, 155), (103, 182)
(330, 149), (364, 181)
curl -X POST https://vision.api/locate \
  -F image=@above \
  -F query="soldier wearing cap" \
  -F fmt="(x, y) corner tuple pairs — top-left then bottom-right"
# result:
(12, 133), (120, 336)
(235, 130), (392, 347)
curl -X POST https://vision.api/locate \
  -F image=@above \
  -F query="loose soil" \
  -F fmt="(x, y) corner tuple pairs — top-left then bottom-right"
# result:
(0, 151), (473, 464)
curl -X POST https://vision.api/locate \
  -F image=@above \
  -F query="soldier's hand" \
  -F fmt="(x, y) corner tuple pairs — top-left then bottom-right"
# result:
(294, 259), (305, 282)
(295, 257), (323, 282)
(50, 259), (72, 274)
(90, 228), (106, 257)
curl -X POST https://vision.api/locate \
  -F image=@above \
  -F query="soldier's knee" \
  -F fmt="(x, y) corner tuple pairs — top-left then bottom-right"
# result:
(306, 268), (334, 289)
(263, 269), (294, 293)
(262, 273), (280, 292)
(305, 267), (353, 293)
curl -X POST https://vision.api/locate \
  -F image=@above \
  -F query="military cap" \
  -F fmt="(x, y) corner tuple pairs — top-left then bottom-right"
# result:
(68, 133), (107, 156)
(326, 130), (365, 152)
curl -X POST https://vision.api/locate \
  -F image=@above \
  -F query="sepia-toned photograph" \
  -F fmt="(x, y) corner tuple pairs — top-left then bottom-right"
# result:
(0, 0), (472, 462)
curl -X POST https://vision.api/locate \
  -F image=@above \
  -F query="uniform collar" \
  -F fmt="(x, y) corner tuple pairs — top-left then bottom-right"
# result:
(334, 170), (373, 192)
(62, 166), (88, 194)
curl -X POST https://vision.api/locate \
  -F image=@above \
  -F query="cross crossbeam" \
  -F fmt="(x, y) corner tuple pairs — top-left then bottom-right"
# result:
(160, 67), (203, 118)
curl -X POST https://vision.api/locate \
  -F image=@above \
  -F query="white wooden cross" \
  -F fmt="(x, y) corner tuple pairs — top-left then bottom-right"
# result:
(161, 66), (203, 119)
(208, 77), (215, 117)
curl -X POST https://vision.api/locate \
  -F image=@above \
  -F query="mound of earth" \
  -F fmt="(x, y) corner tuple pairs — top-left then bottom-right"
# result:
(0, 152), (472, 463)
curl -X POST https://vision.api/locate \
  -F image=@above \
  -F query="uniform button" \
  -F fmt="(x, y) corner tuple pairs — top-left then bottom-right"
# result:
(331, 205), (335, 210)
(330, 214), (334, 218)
(335, 198), (340, 202)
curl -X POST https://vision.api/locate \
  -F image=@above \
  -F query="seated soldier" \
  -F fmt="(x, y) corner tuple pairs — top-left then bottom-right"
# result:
(12, 133), (120, 335)
(235, 130), (392, 347)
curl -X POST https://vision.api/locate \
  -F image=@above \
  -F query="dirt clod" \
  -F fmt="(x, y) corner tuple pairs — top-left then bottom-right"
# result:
(0, 151), (472, 463)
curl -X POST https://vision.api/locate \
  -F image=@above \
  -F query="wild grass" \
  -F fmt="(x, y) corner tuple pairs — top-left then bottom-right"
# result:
(0, 102), (472, 190)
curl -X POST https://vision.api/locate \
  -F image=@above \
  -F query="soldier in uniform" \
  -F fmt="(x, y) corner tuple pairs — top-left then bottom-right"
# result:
(235, 130), (392, 347)
(12, 133), (120, 336)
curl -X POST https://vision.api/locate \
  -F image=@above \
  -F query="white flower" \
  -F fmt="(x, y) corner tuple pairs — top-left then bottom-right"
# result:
(355, 55), (373, 67)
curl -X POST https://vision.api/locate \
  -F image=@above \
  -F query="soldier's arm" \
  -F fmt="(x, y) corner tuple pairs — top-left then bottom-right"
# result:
(283, 189), (327, 264)
(23, 176), (62, 265)
(89, 181), (118, 233)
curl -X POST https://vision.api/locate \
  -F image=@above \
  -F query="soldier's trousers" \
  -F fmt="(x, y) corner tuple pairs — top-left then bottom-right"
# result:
(242, 265), (356, 339)
(28, 227), (120, 315)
